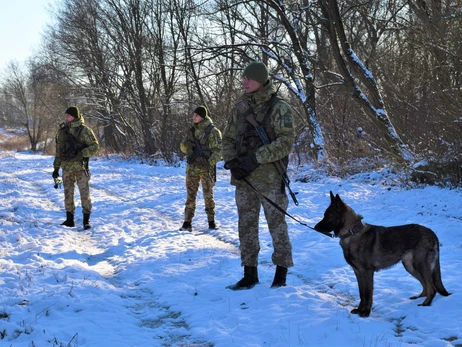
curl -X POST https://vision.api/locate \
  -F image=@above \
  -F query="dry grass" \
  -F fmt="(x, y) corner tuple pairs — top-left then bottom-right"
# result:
(0, 132), (30, 152)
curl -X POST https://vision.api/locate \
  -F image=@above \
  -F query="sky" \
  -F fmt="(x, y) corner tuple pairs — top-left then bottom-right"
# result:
(0, 0), (52, 71)
(0, 144), (461, 346)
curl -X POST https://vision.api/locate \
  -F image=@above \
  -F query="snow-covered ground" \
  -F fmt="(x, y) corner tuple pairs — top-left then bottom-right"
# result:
(0, 152), (461, 347)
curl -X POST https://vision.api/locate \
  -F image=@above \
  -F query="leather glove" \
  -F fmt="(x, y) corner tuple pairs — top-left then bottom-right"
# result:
(72, 151), (84, 162)
(224, 158), (239, 170)
(238, 153), (259, 174)
(230, 167), (250, 180)
(52, 169), (60, 179)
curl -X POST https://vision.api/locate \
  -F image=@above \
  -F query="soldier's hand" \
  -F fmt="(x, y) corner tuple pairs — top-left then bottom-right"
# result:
(52, 169), (60, 179)
(230, 167), (249, 180)
(238, 153), (259, 173)
(224, 158), (239, 170)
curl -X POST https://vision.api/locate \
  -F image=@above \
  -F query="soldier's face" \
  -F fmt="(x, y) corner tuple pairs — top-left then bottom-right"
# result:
(193, 113), (203, 123)
(243, 76), (263, 93)
(65, 114), (76, 122)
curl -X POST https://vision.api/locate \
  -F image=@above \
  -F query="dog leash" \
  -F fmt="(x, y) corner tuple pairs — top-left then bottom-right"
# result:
(242, 178), (333, 238)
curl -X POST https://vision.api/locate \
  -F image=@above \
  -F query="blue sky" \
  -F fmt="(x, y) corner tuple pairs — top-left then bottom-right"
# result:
(0, 0), (51, 71)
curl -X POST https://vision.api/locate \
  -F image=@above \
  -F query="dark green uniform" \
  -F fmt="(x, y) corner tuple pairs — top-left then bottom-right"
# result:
(180, 115), (222, 222)
(222, 80), (295, 268)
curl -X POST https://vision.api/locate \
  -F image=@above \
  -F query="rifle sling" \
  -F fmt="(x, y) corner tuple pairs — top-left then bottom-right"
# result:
(245, 112), (286, 175)
(245, 110), (299, 205)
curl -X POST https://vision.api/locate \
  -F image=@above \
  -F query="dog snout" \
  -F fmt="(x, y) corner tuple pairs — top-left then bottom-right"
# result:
(314, 219), (329, 232)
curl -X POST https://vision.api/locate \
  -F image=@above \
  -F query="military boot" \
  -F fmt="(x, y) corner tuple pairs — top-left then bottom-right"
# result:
(271, 265), (288, 287)
(83, 213), (91, 230)
(208, 220), (217, 230)
(179, 221), (192, 232)
(60, 212), (75, 227)
(226, 266), (259, 290)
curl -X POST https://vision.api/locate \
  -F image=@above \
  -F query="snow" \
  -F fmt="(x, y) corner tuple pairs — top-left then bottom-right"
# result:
(0, 151), (461, 347)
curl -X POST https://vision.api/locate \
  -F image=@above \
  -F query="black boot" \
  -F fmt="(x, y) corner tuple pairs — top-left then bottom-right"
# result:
(271, 265), (288, 287)
(83, 213), (91, 230)
(179, 221), (192, 232)
(227, 266), (259, 290)
(60, 212), (75, 227)
(208, 220), (217, 229)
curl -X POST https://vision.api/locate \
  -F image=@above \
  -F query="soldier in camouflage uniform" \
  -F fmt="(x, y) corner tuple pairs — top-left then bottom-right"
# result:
(53, 106), (100, 230)
(179, 106), (222, 231)
(222, 61), (295, 290)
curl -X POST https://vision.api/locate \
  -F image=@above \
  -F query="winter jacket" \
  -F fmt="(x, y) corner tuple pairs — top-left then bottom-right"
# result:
(53, 115), (100, 172)
(180, 116), (222, 176)
(222, 80), (295, 187)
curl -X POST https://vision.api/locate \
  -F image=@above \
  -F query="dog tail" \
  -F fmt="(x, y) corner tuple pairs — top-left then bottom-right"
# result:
(434, 260), (451, 297)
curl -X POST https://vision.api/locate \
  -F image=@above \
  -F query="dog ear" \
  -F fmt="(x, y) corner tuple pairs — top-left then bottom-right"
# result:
(334, 194), (345, 208)
(330, 191), (335, 203)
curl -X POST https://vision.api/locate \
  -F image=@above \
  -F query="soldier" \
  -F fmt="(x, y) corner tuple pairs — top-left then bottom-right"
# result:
(52, 106), (100, 230)
(179, 106), (222, 231)
(222, 61), (295, 290)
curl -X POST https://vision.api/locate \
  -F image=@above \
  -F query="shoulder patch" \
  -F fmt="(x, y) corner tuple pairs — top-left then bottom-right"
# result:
(276, 102), (293, 128)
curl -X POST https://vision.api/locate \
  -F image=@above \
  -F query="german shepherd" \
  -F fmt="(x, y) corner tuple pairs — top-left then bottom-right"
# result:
(314, 191), (451, 317)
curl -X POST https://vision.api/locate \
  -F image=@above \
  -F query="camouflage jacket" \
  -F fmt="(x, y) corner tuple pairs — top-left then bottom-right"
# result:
(180, 116), (222, 176)
(53, 116), (100, 172)
(222, 80), (295, 186)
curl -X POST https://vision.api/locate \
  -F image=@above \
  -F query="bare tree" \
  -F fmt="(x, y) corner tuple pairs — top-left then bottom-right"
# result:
(6, 0), (457, 184)
(0, 62), (59, 152)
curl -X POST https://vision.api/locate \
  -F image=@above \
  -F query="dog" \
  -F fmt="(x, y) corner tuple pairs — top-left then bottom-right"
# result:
(314, 191), (451, 317)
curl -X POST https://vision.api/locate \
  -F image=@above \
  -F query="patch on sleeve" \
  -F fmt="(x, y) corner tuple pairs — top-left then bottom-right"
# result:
(280, 109), (293, 128)
(276, 103), (293, 129)
(283, 115), (293, 128)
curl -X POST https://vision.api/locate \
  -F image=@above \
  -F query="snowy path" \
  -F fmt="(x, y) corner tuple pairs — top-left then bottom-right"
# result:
(0, 152), (461, 347)
(1, 153), (237, 346)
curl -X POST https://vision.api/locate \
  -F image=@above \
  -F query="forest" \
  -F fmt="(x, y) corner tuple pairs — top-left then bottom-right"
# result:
(0, 0), (460, 186)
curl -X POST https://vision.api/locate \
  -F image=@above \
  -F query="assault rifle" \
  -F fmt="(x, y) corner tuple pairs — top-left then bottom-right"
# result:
(187, 128), (214, 182)
(237, 100), (299, 206)
(60, 123), (84, 161)
(187, 129), (209, 167)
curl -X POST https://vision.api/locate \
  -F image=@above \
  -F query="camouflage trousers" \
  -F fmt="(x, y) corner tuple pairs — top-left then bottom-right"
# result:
(62, 169), (92, 215)
(184, 171), (216, 222)
(235, 180), (294, 268)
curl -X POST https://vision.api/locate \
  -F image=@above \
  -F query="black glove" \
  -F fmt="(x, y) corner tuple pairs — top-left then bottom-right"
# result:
(52, 169), (60, 179)
(224, 158), (239, 170)
(230, 167), (250, 180)
(238, 153), (259, 174)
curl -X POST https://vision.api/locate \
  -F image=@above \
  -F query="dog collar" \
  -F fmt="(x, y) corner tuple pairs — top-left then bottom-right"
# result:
(340, 219), (365, 239)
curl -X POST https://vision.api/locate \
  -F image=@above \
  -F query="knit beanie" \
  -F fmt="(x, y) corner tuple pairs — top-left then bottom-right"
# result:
(65, 106), (80, 119)
(243, 61), (269, 85)
(194, 106), (208, 119)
